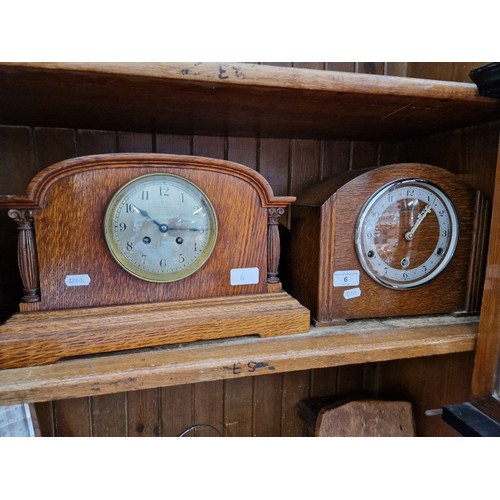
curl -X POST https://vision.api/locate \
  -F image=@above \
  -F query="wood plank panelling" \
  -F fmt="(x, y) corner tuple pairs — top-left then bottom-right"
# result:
(377, 352), (475, 436)
(406, 62), (485, 83)
(1, 61), (492, 436)
(127, 389), (161, 437)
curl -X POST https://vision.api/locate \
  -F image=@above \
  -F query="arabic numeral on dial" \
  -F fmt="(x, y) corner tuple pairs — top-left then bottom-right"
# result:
(442, 229), (448, 237)
(142, 190), (149, 201)
(126, 242), (133, 251)
(159, 258), (167, 268)
(407, 188), (414, 197)
(119, 222), (127, 231)
(125, 203), (134, 213)
(159, 186), (169, 196)
(403, 272), (409, 280)
(179, 254), (185, 263)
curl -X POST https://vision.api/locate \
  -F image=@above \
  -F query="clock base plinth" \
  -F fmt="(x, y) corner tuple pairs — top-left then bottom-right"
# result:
(312, 317), (348, 327)
(0, 292), (310, 370)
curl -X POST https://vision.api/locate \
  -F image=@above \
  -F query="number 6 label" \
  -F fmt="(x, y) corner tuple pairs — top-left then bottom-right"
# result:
(333, 270), (360, 287)
(230, 267), (260, 286)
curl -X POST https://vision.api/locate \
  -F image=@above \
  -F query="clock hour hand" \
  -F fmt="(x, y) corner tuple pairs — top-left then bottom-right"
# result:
(405, 203), (432, 241)
(132, 204), (169, 233)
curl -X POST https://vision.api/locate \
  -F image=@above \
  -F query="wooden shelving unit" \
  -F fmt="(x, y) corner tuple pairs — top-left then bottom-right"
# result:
(0, 315), (478, 405)
(0, 62), (499, 436)
(1, 62), (499, 141)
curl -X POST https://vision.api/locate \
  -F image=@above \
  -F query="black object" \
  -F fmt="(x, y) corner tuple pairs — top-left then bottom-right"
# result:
(469, 62), (500, 98)
(442, 396), (500, 437)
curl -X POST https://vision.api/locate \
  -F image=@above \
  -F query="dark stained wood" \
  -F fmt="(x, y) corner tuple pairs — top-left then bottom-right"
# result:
(378, 351), (475, 436)
(127, 388), (160, 437)
(160, 384), (193, 437)
(53, 397), (90, 437)
(472, 137), (500, 397)
(223, 377), (254, 437)
(90, 393), (127, 437)
(33, 128), (77, 172)
(193, 380), (224, 437)
(286, 163), (488, 324)
(407, 62), (486, 83)
(0, 126), (35, 195)
(281, 369), (311, 436)
(253, 373), (283, 436)
(7, 209), (40, 303)
(2, 63), (500, 142)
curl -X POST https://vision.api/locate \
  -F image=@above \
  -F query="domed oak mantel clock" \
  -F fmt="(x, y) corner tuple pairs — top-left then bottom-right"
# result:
(0, 154), (310, 369)
(285, 163), (489, 326)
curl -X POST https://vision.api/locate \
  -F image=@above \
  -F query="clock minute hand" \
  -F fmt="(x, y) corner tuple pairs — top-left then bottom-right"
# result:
(404, 204), (432, 241)
(132, 204), (169, 233)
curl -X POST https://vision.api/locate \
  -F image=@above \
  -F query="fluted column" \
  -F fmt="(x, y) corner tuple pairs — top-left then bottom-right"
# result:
(8, 209), (41, 303)
(267, 207), (284, 284)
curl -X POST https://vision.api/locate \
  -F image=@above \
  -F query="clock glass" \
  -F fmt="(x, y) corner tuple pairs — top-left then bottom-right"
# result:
(355, 178), (459, 289)
(104, 173), (218, 282)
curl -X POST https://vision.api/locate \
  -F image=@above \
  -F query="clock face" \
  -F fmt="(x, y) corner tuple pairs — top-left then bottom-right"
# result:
(355, 178), (459, 289)
(104, 173), (218, 282)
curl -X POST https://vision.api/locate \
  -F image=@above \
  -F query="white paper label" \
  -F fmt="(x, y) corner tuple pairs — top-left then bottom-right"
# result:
(230, 267), (259, 286)
(65, 274), (91, 287)
(333, 270), (360, 287)
(343, 287), (361, 300)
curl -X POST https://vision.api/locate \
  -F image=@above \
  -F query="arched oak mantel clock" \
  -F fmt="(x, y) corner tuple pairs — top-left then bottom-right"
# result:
(0, 154), (310, 369)
(285, 163), (489, 326)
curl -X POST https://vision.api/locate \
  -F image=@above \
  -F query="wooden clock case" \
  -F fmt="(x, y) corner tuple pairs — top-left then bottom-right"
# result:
(0, 153), (310, 369)
(285, 163), (489, 326)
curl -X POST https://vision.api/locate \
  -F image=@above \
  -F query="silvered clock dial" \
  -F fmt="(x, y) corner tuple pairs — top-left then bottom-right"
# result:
(104, 173), (218, 282)
(355, 178), (459, 289)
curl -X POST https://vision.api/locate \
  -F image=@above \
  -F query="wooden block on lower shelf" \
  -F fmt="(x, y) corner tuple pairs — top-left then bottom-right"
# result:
(315, 399), (416, 437)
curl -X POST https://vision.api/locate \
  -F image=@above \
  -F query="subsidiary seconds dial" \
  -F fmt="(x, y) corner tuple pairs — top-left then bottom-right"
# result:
(355, 179), (459, 289)
(104, 174), (218, 282)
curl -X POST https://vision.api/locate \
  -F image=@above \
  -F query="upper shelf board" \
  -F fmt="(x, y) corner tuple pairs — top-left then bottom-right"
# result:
(1, 62), (500, 141)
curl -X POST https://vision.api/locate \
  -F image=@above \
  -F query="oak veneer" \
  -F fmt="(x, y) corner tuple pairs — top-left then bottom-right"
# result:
(0, 153), (310, 368)
(286, 163), (488, 324)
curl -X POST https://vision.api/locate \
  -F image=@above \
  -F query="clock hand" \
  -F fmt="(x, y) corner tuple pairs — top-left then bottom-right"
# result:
(131, 204), (169, 233)
(405, 203), (432, 241)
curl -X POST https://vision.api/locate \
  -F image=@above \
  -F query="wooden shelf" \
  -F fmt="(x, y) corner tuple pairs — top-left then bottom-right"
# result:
(0, 314), (477, 405)
(1, 62), (500, 141)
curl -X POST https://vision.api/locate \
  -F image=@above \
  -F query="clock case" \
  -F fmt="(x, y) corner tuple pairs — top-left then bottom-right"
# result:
(284, 163), (489, 326)
(0, 153), (310, 369)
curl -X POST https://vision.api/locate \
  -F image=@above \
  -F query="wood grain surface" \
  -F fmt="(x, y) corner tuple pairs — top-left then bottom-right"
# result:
(1, 63), (499, 141)
(0, 314), (478, 406)
(286, 163), (487, 323)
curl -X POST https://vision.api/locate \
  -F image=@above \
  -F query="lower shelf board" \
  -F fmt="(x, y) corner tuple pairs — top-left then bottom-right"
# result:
(0, 314), (478, 405)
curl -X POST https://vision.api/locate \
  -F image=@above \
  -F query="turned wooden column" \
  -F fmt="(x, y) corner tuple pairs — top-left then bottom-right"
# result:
(8, 209), (40, 303)
(267, 207), (285, 284)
